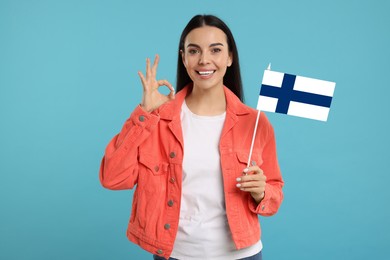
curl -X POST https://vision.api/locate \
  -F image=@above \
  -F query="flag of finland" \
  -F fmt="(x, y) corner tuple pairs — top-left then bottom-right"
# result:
(257, 69), (336, 121)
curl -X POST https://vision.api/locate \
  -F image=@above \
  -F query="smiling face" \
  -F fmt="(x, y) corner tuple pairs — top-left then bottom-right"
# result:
(181, 26), (233, 92)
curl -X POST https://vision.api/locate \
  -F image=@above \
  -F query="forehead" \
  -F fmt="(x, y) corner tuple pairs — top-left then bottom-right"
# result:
(184, 26), (228, 46)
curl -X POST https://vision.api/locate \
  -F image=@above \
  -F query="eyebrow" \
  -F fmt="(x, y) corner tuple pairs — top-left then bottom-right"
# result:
(186, 43), (224, 48)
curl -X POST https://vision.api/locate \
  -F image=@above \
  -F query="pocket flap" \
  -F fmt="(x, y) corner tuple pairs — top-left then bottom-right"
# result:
(236, 152), (249, 164)
(139, 153), (168, 175)
(236, 152), (262, 166)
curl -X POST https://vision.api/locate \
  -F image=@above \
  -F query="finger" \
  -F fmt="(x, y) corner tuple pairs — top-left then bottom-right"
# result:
(239, 187), (264, 193)
(237, 183), (266, 195)
(242, 169), (264, 180)
(237, 182), (265, 192)
(243, 166), (263, 175)
(168, 83), (175, 99)
(156, 79), (175, 92)
(239, 174), (261, 182)
(151, 54), (159, 78)
(239, 177), (265, 185)
(156, 79), (172, 87)
(238, 180), (265, 188)
(239, 173), (266, 182)
(145, 57), (151, 78)
(247, 165), (262, 173)
(164, 80), (175, 93)
(163, 80), (175, 95)
(138, 71), (146, 88)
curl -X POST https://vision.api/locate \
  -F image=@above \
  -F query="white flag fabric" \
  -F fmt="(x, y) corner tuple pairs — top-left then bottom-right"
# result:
(257, 69), (336, 121)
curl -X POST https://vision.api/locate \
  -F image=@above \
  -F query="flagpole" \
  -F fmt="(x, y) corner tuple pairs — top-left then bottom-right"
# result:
(247, 109), (261, 168)
(246, 63), (270, 168)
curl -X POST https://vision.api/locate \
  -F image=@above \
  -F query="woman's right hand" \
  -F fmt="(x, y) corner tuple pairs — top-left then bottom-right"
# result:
(138, 54), (175, 112)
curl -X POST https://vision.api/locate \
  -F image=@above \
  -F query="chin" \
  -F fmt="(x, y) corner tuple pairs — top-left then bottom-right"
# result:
(193, 81), (223, 91)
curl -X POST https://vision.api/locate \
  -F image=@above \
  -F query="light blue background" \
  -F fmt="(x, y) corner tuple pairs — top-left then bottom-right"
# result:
(1, 0), (389, 259)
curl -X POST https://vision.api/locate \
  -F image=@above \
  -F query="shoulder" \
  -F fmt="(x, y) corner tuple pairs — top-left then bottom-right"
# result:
(237, 102), (275, 140)
(225, 88), (272, 127)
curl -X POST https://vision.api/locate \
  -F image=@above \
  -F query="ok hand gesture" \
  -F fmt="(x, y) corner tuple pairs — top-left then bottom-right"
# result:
(138, 54), (175, 112)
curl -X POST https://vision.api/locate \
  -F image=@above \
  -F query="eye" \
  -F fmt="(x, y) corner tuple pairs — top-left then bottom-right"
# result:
(188, 49), (200, 55)
(211, 48), (222, 53)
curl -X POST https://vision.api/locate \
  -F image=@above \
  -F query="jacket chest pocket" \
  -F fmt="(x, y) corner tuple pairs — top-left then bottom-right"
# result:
(236, 152), (263, 170)
(139, 153), (169, 176)
(138, 154), (169, 193)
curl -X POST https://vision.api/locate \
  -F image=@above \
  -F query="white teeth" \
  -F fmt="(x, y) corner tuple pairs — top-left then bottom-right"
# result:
(198, 71), (214, 75)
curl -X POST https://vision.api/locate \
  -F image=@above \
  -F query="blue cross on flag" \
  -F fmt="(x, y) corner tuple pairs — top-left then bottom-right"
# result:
(257, 66), (336, 121)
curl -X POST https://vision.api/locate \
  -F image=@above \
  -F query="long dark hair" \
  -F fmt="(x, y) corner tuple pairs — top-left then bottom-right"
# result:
(176, 14), (244, 101)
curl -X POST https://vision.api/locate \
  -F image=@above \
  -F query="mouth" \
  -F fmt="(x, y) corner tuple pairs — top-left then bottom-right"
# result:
(196, 70), (215, 76)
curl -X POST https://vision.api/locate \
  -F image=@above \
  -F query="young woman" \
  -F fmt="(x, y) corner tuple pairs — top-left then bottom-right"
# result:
(99, 14), (284, 260)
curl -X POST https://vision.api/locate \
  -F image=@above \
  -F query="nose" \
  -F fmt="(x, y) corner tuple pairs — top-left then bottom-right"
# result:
(199, 52), (210, 65)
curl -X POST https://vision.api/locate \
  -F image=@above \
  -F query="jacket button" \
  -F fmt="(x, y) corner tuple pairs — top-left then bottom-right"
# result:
(139, 115), (145, 122)
(156, 249), (163, 255)
(169, 177), (175, 183)
(154, 166), (159, 172)
(167, 200), (174, 207)
(261, 205), (265, 211)
(169, 152), (176, 158)
(164, 223), (171, 230)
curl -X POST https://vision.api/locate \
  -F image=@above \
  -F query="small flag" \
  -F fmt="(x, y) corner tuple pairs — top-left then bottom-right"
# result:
(257, 65), (336, 121)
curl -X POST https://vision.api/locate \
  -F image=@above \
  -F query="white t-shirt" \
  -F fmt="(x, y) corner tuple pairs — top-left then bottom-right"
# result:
(170, 102), (262, 260)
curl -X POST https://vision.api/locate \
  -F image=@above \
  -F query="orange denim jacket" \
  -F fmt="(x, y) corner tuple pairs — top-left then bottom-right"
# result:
(99, 85), (284, 259)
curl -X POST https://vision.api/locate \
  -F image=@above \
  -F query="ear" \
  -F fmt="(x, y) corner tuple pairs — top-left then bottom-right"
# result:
(227, 52), (233, 67)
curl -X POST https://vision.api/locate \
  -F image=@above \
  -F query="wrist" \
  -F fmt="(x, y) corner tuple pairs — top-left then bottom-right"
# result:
(140, 103), (153, 113)
(252, 191), (265, 204)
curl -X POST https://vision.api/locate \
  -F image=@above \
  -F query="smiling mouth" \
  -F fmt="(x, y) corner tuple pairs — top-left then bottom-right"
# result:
(197, 70), (215, 76)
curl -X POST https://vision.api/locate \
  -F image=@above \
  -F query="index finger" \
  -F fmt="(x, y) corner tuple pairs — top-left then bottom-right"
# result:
(243, 166), (263, 175)
(239, 173), (262, 182)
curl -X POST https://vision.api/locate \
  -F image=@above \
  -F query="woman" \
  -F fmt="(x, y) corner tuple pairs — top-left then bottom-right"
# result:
(99, 14), (284, 260)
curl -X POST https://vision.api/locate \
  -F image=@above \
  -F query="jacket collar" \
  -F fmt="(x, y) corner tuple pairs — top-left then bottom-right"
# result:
(158, 84), (251, 121)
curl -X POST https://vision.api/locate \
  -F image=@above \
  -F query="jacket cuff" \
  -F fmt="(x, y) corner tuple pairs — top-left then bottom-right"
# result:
(129, 105), (160, 131)
(248, 184), (270, 214)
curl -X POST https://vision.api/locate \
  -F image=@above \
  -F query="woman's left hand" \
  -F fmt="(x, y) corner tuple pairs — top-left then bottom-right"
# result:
(236, 165), (266, 204)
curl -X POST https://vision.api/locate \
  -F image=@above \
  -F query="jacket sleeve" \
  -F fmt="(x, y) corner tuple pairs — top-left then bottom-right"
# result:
(248, 118), (284, 216)
(99, 105), (160, 190)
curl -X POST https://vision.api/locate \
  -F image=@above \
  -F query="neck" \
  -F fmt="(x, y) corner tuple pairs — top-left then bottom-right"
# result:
(185, 84), (226, 116)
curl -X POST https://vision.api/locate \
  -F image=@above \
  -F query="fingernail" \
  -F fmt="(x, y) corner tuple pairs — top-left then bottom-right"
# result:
(236, 177), (241, 182)
(236, 183), (241, 187)
(243, 168), (249, 173)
